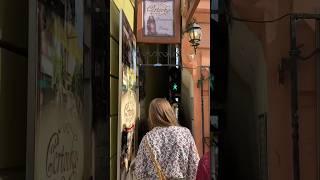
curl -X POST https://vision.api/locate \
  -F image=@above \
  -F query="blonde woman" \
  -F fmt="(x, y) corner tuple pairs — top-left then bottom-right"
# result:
(134, 98), (199, 179)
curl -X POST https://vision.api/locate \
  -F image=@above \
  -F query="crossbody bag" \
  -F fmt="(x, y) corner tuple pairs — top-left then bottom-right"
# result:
(145, 138), (167, 180)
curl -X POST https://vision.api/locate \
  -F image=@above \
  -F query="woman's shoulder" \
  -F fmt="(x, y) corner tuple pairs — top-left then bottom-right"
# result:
(158, 126), (193, 139)
(150, 126), (191, 133)
(143, 126), (193, 140)
(171, 126), (192, 135)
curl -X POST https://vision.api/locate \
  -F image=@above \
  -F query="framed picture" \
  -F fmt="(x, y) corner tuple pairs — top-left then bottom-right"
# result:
(136, 0), (181, 44)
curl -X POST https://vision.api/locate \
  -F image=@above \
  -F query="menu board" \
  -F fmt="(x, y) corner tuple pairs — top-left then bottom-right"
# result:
(118, 10), (139, 179)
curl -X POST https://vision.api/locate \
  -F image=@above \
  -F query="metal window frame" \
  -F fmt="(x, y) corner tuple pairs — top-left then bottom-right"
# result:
(0, 39), (27, 57)
(138, 44), (181, 67)
(26, 0), (38, 179)
(258, 113), (268, 180)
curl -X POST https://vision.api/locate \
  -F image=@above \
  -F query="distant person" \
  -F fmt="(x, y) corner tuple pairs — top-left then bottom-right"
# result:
(196, 151), (211, 180)
(134, 98), (200, 179)
(147, 15), (157, 35)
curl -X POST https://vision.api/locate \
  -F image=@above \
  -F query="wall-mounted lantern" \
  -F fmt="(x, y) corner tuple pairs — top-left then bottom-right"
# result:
(187, 21), (202, 54)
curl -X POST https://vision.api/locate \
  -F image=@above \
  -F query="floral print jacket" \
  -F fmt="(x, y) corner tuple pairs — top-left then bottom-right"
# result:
(134, 126), (200, 179)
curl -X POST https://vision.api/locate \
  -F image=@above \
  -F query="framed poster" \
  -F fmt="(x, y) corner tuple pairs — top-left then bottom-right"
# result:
(34, 0), (86, 179)
(117, 10), (139, 179)
(136, 0), (181, 44)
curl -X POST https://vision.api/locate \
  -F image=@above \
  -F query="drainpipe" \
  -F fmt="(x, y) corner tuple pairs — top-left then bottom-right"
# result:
(316, 17), (320, 180)
(200, 67), (205, 156)
(289, 15), (300, 180)
(279, 13), (320, 180)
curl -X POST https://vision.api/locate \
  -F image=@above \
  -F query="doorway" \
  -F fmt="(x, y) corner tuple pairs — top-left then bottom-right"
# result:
(137, 44), (187, 142)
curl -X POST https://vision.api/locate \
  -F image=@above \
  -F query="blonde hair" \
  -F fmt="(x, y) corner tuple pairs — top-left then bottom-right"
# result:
(148, 98), (179, 129)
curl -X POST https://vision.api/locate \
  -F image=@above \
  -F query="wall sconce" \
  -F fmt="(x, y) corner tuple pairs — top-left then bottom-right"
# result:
(187, 21), (202, 54)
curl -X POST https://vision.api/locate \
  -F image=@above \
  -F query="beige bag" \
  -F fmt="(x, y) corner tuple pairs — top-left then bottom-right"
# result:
(145, 138), (167, 180)
(124, 159), (136, 180)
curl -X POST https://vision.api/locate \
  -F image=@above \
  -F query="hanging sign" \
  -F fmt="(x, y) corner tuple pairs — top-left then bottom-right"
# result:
(137, 0), (181, 44)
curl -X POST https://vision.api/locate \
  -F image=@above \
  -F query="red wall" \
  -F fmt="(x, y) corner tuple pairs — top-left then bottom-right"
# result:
(232, 0), (319, 179)
(181, 0), (211, 157)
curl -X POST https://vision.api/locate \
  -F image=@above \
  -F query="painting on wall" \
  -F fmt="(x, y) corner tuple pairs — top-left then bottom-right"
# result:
(36, 0), (85, 179)
(118, 10), (139, 179)
(136, 0), (181, 43)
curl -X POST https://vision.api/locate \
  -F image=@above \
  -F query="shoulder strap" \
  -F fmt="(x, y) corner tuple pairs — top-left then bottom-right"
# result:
(145, 137), (167, 180)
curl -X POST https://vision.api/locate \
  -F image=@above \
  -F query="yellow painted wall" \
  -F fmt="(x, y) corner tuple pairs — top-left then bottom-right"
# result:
(109, 0), (135, 179)
(113, 0), (135, 29)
